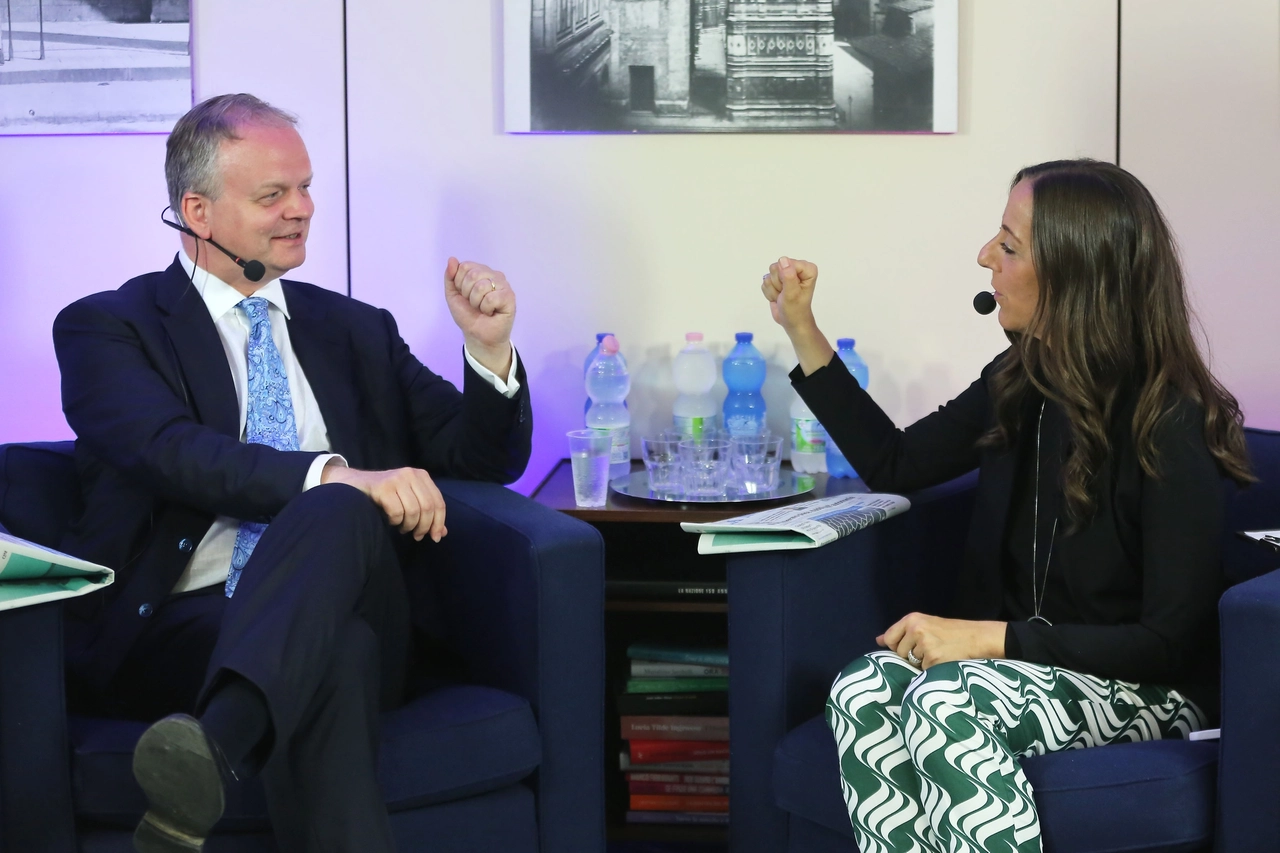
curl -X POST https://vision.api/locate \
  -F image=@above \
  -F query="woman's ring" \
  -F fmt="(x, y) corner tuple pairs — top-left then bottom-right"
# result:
(906, 648), (921, 666)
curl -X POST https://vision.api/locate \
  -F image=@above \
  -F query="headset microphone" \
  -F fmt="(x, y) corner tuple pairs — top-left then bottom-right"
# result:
(160, 210), (267, 282)
(973, 291), (997, 315)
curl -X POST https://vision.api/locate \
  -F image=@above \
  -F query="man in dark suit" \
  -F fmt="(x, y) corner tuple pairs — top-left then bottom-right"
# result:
(52, 93), (532, 852)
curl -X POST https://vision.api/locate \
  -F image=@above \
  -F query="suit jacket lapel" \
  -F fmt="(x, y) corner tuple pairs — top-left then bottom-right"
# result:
(283, 281), (363, 464)
(156, 260), (240, 438)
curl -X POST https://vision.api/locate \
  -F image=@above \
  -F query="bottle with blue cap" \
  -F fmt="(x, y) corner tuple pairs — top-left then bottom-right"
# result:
(827, 338), (869, 478)
(722, 332), (767, 437)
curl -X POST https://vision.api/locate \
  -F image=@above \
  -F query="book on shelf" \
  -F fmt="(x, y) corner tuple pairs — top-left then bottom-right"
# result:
(629, 739), (730, 764)
(629, 781), (729, 796)
(626, 771), (730, 786)
(626, 676), (728, 694)
(630, 660), (729, 678)
(626, 642), (729, 667)
(619, 751), (729, 773)
(621, 715), (729, 741)
(616, 690), (729, 717)
(680, 492), (910, 554)
(625, 810), (729, 826)
(630, 794), (729, 813)
(607, 579), (727, 600)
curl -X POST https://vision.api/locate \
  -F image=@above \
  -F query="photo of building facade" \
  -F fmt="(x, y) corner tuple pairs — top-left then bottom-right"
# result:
(520, 0), (953, 133)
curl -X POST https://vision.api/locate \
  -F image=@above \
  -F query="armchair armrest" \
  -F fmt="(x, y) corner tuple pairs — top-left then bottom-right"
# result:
(430, 479), (605, 853)
(1217, 565), (1280, 852)
(0, 602), (76, 853)
(726, 472), (976, 853)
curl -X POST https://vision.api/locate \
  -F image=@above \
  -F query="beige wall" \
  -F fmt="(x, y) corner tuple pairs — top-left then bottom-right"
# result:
(1120, 0), (1280, 430)
(347, 0), (1118, 493)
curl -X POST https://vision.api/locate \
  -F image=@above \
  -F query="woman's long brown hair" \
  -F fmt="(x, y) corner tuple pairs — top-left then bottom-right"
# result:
(982, 159), (1253, 526)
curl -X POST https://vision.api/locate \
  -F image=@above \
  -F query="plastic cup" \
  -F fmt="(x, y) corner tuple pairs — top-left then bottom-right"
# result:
(567, 429), (612, 507)
(679, 438), (731, 497)
(732, 434), (784, 494)
(641, 437), (683, 496)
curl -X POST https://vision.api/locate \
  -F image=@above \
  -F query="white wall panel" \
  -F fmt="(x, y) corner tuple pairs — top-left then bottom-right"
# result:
(346, 0), (1118, 494)
(1120, 0), (1280, 428)
(0, 0), (348, 445)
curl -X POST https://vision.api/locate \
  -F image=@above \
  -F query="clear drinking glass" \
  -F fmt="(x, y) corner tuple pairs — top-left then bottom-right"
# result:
(732, 434), (784, 494)
(641, 437), (683, 496)
(566, 429), (612, 507)
(679, 438), (732, 497)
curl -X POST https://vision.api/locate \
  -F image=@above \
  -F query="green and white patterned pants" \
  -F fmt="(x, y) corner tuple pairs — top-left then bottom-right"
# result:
(826, 651), (1206, 853)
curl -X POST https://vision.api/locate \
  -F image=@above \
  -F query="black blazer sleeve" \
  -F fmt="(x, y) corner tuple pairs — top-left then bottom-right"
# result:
(377, 309), (532, 484)
(790, 351), (1002, 493)
(1008, 401), (1225, 688)
(53, 294), (320, 521)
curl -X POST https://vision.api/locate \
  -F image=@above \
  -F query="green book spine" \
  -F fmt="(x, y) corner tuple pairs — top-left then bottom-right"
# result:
(626, 677), (729, 694)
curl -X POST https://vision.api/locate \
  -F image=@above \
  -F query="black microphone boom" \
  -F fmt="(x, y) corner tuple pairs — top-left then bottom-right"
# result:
(160, 212), (267, 282)
(973, 291), (997, 315)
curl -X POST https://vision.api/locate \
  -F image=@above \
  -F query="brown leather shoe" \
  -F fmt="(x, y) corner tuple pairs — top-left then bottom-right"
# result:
(132, 714), (226, 853)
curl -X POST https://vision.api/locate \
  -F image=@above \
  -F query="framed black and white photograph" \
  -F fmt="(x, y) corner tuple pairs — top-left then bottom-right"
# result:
(0, 0), (192, 135)
(505, 0), (957, 133)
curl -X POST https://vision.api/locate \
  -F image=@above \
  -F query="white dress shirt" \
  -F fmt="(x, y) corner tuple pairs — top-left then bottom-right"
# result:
(171, 252), (520, 593)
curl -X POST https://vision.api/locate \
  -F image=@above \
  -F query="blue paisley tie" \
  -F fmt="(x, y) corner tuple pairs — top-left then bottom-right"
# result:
(226, 296), (300, 597)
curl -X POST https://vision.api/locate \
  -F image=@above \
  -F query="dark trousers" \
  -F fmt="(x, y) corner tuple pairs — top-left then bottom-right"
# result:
(107, 484), (410, 853)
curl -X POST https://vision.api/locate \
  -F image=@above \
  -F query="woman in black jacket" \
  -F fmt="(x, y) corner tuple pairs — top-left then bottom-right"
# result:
(761, 159), (1253, 853)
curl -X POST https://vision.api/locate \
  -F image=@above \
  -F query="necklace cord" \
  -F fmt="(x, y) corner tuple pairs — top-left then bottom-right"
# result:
(1031, 400), (1057, 626)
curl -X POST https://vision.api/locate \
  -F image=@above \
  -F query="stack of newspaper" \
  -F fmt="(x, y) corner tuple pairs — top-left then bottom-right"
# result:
(680, 493), (910, 554)
(0, 531), (113, 611)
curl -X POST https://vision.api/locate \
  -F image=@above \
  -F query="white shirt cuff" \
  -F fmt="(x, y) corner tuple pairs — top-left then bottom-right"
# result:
(464, 345), (521, 399)
(305, 454), (347, 491)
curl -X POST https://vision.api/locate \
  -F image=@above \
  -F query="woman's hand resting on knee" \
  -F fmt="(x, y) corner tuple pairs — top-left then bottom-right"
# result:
(877, 613), (1007, 668)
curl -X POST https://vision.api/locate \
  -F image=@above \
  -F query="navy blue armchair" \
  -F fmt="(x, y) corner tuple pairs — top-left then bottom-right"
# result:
(0, 441), (606, 853)
(728, 427), (1280, 853)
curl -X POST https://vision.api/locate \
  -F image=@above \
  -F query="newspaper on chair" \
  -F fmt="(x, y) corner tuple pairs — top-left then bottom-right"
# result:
(680, 493), (911, 555)
(0, 531), (114, 611)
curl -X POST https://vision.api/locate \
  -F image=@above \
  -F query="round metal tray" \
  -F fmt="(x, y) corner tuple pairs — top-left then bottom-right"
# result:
(609, 470), (816, 504)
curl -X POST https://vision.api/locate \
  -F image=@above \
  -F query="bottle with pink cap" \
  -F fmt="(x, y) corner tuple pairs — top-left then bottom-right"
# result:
(585, 334), (632, 481)
(672, 332), (719, 438)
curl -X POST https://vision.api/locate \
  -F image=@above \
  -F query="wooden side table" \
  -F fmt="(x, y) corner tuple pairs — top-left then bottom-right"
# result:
(530, 460), (855, 845)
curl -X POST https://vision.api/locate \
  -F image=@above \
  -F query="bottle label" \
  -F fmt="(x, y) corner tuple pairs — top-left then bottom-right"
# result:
(674, 414), (719, 438)
(592, 426), (630, 466)
(725, 414), (764, 436)
(792, 418), (827, 453)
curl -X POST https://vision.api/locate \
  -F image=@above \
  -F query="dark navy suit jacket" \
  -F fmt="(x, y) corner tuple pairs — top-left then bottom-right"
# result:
(52, 258), (532, 691)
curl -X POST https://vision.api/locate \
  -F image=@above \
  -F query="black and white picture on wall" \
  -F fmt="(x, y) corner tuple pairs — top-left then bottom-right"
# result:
(505, 0), (957, 133)
(0, 0), (192, 135)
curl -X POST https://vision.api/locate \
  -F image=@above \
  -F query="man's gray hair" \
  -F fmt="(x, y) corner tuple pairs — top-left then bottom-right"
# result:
(165, 94), (297, 224)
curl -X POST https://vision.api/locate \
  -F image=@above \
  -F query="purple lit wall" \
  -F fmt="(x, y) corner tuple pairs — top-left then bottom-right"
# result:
(3, 1), (1277, 500)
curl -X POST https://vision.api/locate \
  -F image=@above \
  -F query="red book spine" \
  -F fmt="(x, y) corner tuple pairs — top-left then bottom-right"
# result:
(628, 739), (731, 764)
(629, 794), (730, 813)
(626, 772), (731, 786)
(629, 781), (729, 796)
(620, 716), (730, 741)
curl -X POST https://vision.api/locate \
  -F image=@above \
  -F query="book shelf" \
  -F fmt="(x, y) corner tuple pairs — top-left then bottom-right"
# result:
(531, 459), (834, 846)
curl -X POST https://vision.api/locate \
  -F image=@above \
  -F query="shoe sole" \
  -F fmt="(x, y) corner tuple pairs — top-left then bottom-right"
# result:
(132, 714), (225, 853)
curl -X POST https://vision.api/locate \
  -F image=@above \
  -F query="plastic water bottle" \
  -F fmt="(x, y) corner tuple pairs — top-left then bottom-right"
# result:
(672, 332), (719, 438)
(585, 334), (632, 481)
(827, 338), (869, 478)
(584, 332), (625, 415)
(722, 332), (767, 437)
(790, 394), (828, 473)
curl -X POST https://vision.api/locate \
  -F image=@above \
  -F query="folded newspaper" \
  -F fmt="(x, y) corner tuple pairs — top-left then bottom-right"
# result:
(680, 493), (910, 555)
(0, 531), (114, 612)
